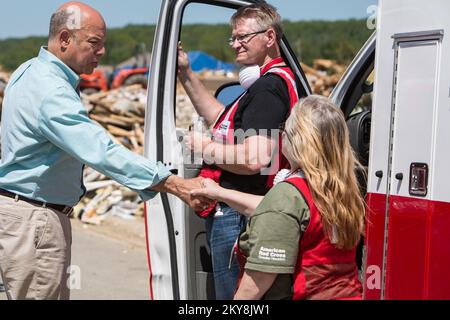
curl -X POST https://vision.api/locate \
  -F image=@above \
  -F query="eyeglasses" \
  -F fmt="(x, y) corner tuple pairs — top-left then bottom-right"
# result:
(228, 29), (267, 46)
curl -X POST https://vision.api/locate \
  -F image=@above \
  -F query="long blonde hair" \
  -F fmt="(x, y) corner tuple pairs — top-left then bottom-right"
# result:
(283, 95), (365, 250)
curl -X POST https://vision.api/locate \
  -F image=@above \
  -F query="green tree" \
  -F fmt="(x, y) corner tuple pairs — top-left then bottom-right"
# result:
(0, 20), (373, 72)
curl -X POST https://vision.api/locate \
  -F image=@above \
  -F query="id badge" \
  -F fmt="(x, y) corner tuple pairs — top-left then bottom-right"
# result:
(215, 120), (230, 142)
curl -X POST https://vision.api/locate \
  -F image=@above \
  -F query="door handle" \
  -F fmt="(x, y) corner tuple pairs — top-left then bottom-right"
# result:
(375, 170), (383, 178)
(395, 173), (403, 180)
(409, 163), (428, 196)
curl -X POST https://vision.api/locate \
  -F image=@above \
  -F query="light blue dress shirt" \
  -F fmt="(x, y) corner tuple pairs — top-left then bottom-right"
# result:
(0, 47), (172, 206)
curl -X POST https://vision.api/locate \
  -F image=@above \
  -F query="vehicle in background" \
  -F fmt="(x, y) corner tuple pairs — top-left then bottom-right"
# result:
(80, 43), (150, 94)
(79, 69), (108, 94)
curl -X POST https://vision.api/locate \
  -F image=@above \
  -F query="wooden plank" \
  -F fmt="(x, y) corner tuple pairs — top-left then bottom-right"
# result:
(110, 114), (144, 125)
(134, 124), (145, 146)
(106, 124), (134, 138)
(90, 114), (131, 128)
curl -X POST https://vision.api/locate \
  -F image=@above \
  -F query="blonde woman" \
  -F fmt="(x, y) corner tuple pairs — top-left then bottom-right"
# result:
(191, 95), (365, 300)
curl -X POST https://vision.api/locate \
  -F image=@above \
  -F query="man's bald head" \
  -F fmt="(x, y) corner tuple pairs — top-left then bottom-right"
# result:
(49, 2), (105, 40)
(47, 2), (106, 75)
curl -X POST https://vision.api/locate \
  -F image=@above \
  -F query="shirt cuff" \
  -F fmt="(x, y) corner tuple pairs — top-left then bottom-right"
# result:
(133, 162), (172, 201)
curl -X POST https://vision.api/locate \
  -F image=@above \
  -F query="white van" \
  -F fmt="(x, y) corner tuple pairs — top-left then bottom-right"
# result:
(143, 0), (450, 299)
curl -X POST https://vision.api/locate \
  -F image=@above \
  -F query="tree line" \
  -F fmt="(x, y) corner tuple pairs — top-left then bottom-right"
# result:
(0, 20), (373, 72)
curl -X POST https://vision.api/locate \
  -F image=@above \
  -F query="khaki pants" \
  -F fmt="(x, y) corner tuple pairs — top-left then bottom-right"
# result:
(0, 195), (72, 300)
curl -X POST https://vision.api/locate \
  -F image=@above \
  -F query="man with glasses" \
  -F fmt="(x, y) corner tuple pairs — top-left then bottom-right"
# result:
(178, 3), (299, 299)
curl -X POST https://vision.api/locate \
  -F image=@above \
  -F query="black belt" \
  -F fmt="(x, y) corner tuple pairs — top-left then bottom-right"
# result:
(0, 189), (74, 216)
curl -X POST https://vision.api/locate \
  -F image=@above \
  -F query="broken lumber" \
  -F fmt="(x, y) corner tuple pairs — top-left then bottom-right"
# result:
(106, 124), (134, 138)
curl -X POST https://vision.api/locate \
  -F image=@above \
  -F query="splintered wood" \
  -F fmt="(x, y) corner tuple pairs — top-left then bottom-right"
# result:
(82, 84), (146, 155)
(0, 67), (10, 152)
(303, 59), (346, 97)
(71, 84), (149, 224)
(0, 66), (10, 114)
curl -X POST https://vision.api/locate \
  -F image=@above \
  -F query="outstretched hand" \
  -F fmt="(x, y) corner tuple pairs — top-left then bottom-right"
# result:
(178, 176), (214, 211)
(152, 175), (214, 212)
(190, 178), (222, 201)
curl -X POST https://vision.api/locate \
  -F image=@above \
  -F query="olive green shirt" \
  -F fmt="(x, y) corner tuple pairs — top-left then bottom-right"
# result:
(238, 181), (310, 299)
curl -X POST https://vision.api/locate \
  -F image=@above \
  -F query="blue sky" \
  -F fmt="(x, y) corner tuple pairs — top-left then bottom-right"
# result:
(0, 0), (378, 40)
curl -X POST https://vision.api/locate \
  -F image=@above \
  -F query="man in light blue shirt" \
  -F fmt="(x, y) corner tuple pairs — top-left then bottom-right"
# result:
(0, 45), (174, 206)
(0, 1), (208, 300)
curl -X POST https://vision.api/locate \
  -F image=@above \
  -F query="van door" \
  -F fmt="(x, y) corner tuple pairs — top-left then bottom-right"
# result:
(363, 0), (450, 300)
(381, 31), (443, 300)
(331, 28), (448, 300)
(144, 0), (310, 300)
(329, 28), (449, 301)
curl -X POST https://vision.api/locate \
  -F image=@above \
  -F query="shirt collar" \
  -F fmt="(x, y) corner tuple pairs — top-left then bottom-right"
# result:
(38, 46), (80, 90)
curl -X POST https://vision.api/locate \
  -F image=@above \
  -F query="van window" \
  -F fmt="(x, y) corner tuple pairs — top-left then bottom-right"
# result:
(350, 69), (374, 116)
(176, 3), (237, 129)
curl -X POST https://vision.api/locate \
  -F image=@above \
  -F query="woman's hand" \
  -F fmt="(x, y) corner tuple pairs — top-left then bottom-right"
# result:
(190, 178), (222, 201)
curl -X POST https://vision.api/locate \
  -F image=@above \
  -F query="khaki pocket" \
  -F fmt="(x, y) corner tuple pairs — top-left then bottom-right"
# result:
(33, 210), (49, 249)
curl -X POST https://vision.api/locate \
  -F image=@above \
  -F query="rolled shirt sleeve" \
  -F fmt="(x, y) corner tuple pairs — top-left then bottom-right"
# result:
(38, 86), (171, 201)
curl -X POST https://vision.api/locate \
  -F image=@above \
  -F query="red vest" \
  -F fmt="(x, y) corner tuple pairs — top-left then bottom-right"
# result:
(196, 57), (299, 218)
(285, 176), (362, 300)
(235, 175), (362, 300)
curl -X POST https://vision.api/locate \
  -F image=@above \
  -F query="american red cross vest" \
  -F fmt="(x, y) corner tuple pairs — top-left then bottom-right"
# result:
(235, 175), (362, 300)
(284, 176), (362, 300)
(196, 57), (299, 218)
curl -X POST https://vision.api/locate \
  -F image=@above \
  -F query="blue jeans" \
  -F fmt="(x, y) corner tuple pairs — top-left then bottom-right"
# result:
(206, 203), (246, 300)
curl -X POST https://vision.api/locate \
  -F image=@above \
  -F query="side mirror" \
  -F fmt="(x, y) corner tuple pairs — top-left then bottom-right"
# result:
(347, 109), (371, 166)
(215, 82), (245, 107)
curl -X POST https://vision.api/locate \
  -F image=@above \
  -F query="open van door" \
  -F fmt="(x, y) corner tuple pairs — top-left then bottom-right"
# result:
(144, 0), (310, 300)
(145, 0), (379, 300)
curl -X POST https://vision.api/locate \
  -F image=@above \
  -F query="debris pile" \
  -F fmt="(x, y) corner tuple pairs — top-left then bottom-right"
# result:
(73, 166), (145, 225)
(302, 59), (347, 97)
(176, 93), (197, 129)
(0, 66), (10, 152)
(74, 84), (148, 224)
(82, 84), (147, 155)
(0, 60), (346, 225)
(0, 66), (10, 115)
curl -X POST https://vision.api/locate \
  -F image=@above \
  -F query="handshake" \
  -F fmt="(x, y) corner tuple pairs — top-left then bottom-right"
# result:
(152, 175), (215, 212)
